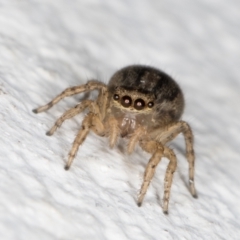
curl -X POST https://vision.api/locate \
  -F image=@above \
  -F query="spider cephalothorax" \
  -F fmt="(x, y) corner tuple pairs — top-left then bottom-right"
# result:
(33, 65), (197, 214)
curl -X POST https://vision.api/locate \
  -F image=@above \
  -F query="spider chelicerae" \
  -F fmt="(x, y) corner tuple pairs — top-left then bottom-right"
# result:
(33, 65), (197, 213)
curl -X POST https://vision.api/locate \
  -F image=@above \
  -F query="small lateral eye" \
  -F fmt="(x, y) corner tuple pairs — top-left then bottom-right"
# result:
(113, 94), (119, 100)
(148, 102), (154, 108)
(121, 96), (132, 108)
(134, 98), (145, 110)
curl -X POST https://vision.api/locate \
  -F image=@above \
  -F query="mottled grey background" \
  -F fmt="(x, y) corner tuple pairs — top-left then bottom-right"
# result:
(0, 0), (240, 239)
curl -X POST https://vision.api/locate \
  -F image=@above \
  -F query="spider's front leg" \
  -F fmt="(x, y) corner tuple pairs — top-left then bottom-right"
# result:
(33, 80), (107, 113)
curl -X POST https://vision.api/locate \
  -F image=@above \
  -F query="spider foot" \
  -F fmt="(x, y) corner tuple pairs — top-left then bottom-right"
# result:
(137, 192), (145, 207)
(163, 200), (169, 214)
(46, 126), (57, 136)
(64, 165), (70, 171)
(163, 210), (168, 215)
(46, 130), (53, 136)
(189, 180), (198, 198)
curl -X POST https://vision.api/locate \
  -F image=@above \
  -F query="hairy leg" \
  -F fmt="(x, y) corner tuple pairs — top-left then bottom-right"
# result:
(155, 121), (197, 198)
(64, 107), (106, 170)
(138, 141), (163, 207)
(46, 100), (92, 136)
(138, 141), (177, 214)
(162, 147), (177, 214)
(91, 114), (105, 137)
(127, 127), (146, 154)
(95, 87), (109, 121)
(65, 113), (93, 170)
(33, 80), (107, 113)
(181, 122), (197, 197)
(107, 117), (120, 148)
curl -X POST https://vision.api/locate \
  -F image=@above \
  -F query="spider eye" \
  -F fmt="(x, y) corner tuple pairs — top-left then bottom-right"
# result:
(148, 102), (154, 108)
(121, 96), (132, 108)
(113, 94), (119, 100)
(134, 98), (145, 110)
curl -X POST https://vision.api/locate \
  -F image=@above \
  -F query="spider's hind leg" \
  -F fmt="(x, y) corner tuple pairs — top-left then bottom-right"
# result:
(138, 140), (177, 214)
(157, 121), (197, 198)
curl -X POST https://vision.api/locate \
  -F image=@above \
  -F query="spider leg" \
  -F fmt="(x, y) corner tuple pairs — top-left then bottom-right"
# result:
(155, 121), (197, 198)
(138, 141), (177, 214)
(65, 113), (93, 170)
(127, 127), (146, 154)
(107, 117), (120, 148)
(85, 97), (107, 137)
(162, 147), (177, 214)
(64, 101), (106, 170)
(46, 100), (92, 136)
(33, 80), (107, 113)
(95, 87), (108, 121)
(137, 141), (163, 207)
(181, 122), (197, 198)
(91, 114), (105, 137)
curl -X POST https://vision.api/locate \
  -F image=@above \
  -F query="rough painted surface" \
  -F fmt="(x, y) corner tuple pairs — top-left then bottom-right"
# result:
(1, 1), (240, 239)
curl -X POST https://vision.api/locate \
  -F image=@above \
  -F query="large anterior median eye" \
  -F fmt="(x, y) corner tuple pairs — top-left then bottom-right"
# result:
(121, 96), (132, 108)
(134, 98), (145, 110)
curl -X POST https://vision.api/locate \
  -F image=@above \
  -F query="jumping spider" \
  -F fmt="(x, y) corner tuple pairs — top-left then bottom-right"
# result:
(33, 65), (197, 213)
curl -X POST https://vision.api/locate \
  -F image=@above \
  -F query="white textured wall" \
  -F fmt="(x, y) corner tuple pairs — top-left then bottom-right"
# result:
(1, 1), (240, 239)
